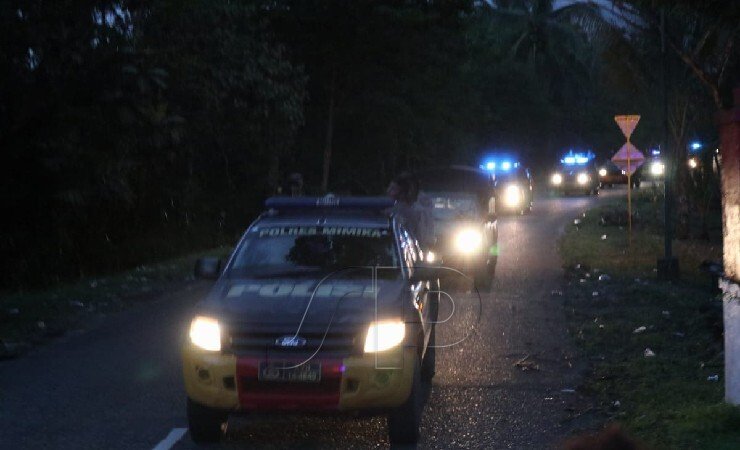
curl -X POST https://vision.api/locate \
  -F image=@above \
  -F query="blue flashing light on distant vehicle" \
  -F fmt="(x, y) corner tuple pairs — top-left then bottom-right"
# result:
(560, 150), (595, 166)
(550, 150), (599, 196)
(690, 141), (702, 151)
(480, 157), (519, 173)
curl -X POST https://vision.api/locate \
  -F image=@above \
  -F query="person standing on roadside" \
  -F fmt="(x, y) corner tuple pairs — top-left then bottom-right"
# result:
(386, 172), (434, 253)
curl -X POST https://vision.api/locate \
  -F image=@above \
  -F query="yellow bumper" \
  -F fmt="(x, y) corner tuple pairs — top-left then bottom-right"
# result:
(338, 348), (416, 410)
(182, 346), (416, 411)
(182, 346), (239, 410)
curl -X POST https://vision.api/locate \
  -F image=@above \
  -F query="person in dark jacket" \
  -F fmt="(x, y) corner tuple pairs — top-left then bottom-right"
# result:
(387, 172), (434, 251)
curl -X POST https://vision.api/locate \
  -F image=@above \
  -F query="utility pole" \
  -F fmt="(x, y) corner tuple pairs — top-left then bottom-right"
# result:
(657, 8), (679, 280)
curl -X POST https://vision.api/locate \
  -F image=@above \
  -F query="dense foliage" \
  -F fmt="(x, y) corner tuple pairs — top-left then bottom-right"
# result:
(1, 0), (736, 289)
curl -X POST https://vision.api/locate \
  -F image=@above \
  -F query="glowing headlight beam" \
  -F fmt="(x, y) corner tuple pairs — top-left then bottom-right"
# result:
(454, 228), (483, 255)
(503, 184), (522, 207)
(650, 161), (664, 176)
(364, 321), (405, 352)
(598, 168), (607, 177)
(426, 251), (436, 263)
(551, 173), (563, 185)
(189, 316), (221, 351)
(576, 173), (589, 185)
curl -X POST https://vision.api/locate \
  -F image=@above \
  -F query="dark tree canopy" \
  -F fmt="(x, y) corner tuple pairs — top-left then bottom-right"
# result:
(0, 0), (734, 289)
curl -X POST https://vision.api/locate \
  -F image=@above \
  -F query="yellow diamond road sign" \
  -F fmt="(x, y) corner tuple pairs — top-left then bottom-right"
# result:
(611, 142), (645, 175)
(615, 115), (640, 140)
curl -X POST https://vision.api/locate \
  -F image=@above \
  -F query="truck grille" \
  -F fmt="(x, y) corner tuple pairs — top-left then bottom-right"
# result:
(224, 322), (361, 356)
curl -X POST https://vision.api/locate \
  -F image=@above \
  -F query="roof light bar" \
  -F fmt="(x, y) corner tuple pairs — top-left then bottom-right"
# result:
(265, 196), (395, 210)
(561, 150), (595, 166)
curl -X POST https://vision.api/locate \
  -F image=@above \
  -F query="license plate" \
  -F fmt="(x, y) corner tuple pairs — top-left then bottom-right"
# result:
(258, 361), (321, 383)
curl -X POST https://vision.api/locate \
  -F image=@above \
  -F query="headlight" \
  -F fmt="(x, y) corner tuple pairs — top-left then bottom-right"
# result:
(189, 316), (221, 351)
(426, 251), (436, 263)
(650, 161), (664, 176)
(551, 173), (563, 185)
(598, 168), (607, 177)
(576, 173), (589, 185)
(688, 158), (698, 169)
(454, 228), (482, 254)
(503, 184), (522, 207)
(364, 321), (405, 352)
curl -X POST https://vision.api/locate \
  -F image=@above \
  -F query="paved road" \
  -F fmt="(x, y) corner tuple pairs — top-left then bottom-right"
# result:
(0, 189), (622, 449)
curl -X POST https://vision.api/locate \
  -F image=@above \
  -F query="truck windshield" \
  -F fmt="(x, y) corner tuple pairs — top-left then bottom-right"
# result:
(423, 191), (481, 221)
(228, 226), (399, 278)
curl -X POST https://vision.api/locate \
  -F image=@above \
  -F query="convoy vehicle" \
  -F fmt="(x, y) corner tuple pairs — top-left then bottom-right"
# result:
(550, 150), (600, 195)
(183, 196), (439, 445)
(479, 157), (533, 215)
(598, 160), (643, 188)
(414, 166), (498, 288)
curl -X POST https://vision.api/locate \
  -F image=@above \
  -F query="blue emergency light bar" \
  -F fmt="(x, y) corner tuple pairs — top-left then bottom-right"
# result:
(265, 196), (395, 211)
(560, 150), (595, 166)
(480, 158), (520, 172)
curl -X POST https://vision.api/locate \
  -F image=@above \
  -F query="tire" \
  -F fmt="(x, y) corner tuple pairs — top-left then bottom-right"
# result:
(387, 357), (423, 445)
(187, 398), (228, 443)
(421, 327), (436, 382)
(474, 267), (491, 291)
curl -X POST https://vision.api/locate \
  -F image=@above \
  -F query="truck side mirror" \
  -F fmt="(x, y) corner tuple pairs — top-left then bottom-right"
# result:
(194, 257), (222, 280)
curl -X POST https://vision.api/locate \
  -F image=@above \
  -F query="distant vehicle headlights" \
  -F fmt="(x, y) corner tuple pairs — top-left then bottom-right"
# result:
(551, 173), (563, 185)
(650, 161), (665, 176)
(454, 228), (483, 255)
(189, 316), (221, 351)
(503, 184), (522, 207)
(688, 157), (698, 169)
(576, 173), (590, 185)
(598, 168), (607, 177)
(364, 321), (405, 353)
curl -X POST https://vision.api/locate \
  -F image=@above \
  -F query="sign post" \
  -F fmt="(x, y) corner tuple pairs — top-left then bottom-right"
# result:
(612, 115), (645, 245)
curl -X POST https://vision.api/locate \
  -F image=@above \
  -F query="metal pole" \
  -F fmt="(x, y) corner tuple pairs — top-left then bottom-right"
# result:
(627, 137), (632, 246)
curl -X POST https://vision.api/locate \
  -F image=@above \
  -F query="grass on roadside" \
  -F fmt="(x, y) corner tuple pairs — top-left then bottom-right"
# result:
(559, 190), (739, 449)
(0, 246), (232, 356)
(559, 189), (722, 285)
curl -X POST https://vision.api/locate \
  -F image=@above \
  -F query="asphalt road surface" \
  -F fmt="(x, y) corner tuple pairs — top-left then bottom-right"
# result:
(0, 188), (625, 450)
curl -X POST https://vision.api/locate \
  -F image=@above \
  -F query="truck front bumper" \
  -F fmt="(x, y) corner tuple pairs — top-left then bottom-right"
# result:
(182, 346), (416, 412)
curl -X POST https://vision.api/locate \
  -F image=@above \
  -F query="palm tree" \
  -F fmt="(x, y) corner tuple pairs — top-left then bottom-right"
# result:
(485, 0), (608, 75)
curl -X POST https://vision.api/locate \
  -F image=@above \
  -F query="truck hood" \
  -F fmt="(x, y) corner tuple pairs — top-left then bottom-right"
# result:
(196, 277), (407, 327)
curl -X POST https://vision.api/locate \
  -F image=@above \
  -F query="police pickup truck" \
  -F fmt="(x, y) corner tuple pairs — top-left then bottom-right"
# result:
(415, 166), (498, 288)
(182, 196), (438, 445)
(549, 150), (600, 196)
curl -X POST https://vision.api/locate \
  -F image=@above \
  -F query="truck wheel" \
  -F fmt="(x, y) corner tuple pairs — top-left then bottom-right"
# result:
(387, 357), (422, 445)
(187, 398), (228, 443)
(421, 327), (436, 382)
(474, 268), (491, 292)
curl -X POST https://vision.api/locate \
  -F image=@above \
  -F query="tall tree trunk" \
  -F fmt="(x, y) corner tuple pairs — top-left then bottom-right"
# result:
(321, 70), (336, 193)
(669, 97), (691, 239)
